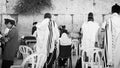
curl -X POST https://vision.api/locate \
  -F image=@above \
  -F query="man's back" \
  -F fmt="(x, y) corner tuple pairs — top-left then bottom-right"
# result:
(82, 21), (99, 43)
(111, 13), (120, 35)
(35, 18), (50, 54)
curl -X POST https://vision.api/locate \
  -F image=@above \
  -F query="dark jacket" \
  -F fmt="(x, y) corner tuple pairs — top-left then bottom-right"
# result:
(3, 27), (19, 61)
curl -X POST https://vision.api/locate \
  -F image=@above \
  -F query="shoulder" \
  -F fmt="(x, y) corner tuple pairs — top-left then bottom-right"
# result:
(12, 27), (17, 31)
(8, 27), (18, 36)
(94, 22), (100, 28)
(82, 22), (87, 28)
(36, 18), (50, 28)
(5, 28), (9, 31)
(11, 27), (18, 34)
(42, 18), (50, 23)
(94, 22), (99, 25)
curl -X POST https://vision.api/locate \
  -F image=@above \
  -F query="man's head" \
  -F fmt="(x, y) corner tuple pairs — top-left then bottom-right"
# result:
(4, 19), (15, 29)
(62, 25), (66, 29)
(112, 4), (120, 14)
(88, 12), (94, 21)
(44, 13), (52, 19)
(33, 22), (37, 26)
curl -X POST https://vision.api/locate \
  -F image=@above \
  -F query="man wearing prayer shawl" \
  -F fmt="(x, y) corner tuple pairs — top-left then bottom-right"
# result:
(35, 13), (59, 68)
(102, 4), (120, 67)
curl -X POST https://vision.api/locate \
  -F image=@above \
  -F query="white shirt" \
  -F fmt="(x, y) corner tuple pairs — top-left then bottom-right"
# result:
(59, 33), (72, 46)
(81, 21), (100, 48)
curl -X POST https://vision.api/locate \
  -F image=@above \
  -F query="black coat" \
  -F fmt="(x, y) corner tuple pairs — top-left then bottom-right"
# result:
(3, 27), (19, 61)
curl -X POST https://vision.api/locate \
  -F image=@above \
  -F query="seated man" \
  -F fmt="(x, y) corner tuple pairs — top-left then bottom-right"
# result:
(59, 33), (72, 46)
(59, 32), (72, 66)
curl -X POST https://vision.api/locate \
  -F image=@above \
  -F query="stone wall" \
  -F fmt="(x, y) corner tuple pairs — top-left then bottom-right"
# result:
(1, 0), (120, 36)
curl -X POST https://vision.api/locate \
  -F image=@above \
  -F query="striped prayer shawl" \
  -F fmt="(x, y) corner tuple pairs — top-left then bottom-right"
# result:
(47, 20), (53, 56)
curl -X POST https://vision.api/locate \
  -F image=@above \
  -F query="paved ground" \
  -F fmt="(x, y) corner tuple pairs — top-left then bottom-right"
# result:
(0, 55), (115, 68)
(0, 54), (78, 68)
(0, 51), (113, 68)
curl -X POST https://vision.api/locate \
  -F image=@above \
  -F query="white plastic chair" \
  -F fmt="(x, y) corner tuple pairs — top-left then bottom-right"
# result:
(81, 48), (92, 68)
(11, 53), (46, 68)
(19, 45), (34, 59)
(81, 47), (103, 68)
(72, 39), (79, 56)
(93, 49), (104, 68)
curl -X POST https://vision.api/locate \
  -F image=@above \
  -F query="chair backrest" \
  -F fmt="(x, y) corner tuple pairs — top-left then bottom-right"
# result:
(21, 53), (46, 68)
(19, 45), (33, 59)
(81, 48), (102, 68)
(59, 45), (71, 58)
(81, 49), (93, 68)
(33, 45), (37, 53)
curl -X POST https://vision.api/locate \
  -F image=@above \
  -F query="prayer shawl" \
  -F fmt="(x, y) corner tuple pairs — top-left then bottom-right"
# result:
(35, 18), (59, 67)
(103, 17), (113, 65)
(102, 13), (120, 67)
(49, 21), (59, 53)
(35, 18), (49, 67)
(46, 20), (60, 65)
(47, 20), (53, 55)
(35, 18), (49, 54)
(112, 13), (120, 68)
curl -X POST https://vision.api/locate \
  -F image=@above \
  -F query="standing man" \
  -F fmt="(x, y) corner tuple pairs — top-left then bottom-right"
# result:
(81, 12), (100, 65)
(102, 4), (120, 67)
(81, 12), (100, 49)
(35, 13), (59, 68)
(1, 18), (19, 68)
(81, 13), (100, 68)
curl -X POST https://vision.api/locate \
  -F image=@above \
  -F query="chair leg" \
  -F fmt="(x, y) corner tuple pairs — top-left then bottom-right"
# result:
(67, 57), (72, 68)
(54, 59), (59, 68)
(70, 57), (72, 68)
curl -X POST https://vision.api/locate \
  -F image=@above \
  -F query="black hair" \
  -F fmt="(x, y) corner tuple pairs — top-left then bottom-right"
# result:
(4, 19), (15, 25)
(112, 4), (120, 14)
(33, 22), (37, 25)
(88, 12), (94, 21)
(44, 13), (52, 19)
(62, 25), (66, 29)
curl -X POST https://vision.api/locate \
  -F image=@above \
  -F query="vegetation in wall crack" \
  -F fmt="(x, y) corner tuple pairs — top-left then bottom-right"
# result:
(14, 0), (52, 15)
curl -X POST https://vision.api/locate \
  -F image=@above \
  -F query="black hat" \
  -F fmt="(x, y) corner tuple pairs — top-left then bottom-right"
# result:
(44, 13), (52, 18)
(112, 3), (120, 14)
(4, 19), (15, 25)
(33, 22), (37, 25)
(88, 12), (93, 17)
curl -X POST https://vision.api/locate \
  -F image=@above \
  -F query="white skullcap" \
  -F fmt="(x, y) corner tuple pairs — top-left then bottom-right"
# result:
(4, 15), (15, 21)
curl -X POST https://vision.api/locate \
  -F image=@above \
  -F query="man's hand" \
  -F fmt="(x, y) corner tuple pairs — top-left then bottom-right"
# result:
(101, 28), (105, 32)
(4, 37), (9, 42)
